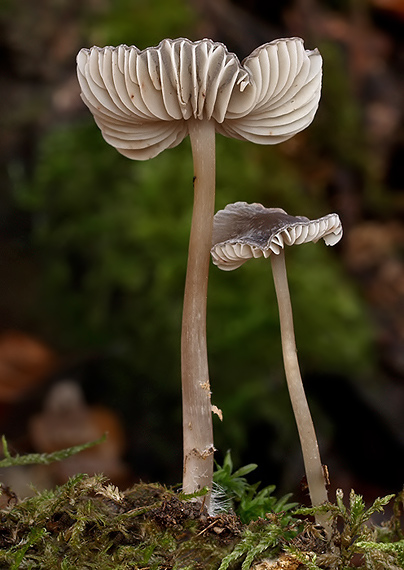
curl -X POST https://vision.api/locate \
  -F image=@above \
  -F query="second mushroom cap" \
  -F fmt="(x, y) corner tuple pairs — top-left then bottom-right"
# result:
(211, 202), (343, 270)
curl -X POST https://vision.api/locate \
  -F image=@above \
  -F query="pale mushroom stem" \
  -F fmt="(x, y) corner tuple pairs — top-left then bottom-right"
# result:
(270, 250), (331, 534)
(181, 118), (216, 508)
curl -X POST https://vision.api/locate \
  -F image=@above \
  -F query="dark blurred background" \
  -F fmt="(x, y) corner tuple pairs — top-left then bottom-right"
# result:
(0, 0), (403, 506)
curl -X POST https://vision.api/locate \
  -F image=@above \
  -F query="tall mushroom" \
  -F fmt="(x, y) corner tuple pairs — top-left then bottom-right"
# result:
(76, 37), (323, 508)
(211, 202), (342, 532)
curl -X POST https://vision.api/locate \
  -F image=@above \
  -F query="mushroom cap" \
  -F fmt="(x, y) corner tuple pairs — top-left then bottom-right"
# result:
(211, 202), (343, 270)
(76, 37), (322, 160)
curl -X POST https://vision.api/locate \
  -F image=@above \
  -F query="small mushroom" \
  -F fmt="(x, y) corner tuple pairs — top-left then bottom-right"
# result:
(211, 202), (342, 533)
(76, 38), (322, 507)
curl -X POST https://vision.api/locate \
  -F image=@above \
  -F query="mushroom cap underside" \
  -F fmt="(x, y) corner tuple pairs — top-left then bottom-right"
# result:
(76, 37), (322, 159)
(211, 201), (343, 270)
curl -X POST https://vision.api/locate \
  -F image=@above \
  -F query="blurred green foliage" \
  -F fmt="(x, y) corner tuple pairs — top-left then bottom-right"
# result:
(82, 0), (196, 49)
(13, 0), (377, 484)
(16, 118), (374, 472)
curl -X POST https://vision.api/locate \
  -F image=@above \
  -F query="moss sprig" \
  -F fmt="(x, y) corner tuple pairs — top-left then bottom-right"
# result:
(0, 434), (106, 468)
(218, 516), (300, 570)
(294, 488), (402, 569)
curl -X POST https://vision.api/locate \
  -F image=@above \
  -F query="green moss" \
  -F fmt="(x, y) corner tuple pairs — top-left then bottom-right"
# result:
(0, 434), (106, 469)
(1, 474), (402, 569)
(294, 488), (404, 569)
(0, 443), (402, 569)
(0, 476), (241, 569)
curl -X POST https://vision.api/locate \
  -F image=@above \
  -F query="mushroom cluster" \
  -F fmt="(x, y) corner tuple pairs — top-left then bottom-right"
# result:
(211, 202), (343, 533)
(76, 37), (323, 510)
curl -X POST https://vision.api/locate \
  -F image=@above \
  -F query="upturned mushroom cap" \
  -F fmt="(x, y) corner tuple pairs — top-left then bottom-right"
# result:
(76, 37), (322, 159)
(211, 202), (343, 270)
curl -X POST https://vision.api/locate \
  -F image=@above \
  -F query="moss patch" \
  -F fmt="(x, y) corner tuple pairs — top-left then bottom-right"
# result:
(0, 476), (258, 569)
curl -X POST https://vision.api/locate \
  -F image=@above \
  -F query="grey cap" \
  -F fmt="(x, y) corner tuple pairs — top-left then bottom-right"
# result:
(211, 202), (343, 270)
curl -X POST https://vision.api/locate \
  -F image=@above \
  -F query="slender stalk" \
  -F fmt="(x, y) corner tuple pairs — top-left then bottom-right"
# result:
(181, 118), (216, 508)
(270, 250), (331, 534)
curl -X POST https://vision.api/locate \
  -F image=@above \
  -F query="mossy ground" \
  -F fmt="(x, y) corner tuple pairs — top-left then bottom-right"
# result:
(0, 473), (403, 569)
(0, 475), (278, 569)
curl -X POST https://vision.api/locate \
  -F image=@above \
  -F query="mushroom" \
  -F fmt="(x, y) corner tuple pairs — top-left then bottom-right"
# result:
(211, 202), (342, 532)
(76, 37), (323, 508)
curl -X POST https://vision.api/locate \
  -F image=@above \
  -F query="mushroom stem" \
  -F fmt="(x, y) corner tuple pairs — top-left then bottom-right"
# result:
(181, 118), (216, 507)
(270, 250), (331, 534)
